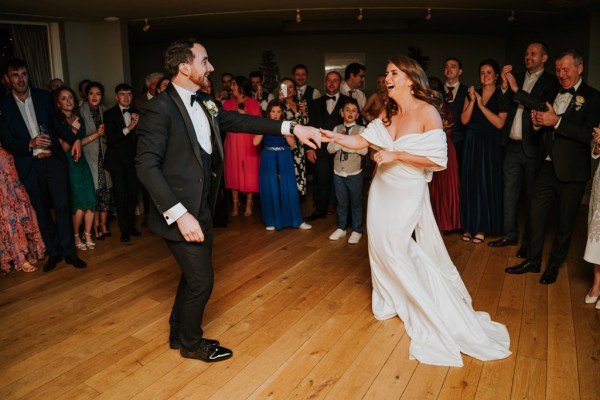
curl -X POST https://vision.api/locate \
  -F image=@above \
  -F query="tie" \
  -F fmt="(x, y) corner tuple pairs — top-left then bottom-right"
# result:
(297, 88), (304, 100)
(190, 91), (206, 106)
(558, 86), (576, 95)
(349, 90), (355, 98)
(344, 126), (352, 135)
(445, 87), (454, 102)
(326, 95), (336, 101)
(122, 108), (131, 114)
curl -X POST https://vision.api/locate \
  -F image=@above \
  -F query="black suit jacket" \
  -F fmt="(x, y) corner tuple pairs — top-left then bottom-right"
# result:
(447, 84), (468, 143)
(498, 71), (559, 158)
(103, 105), (139, 170)
(136, 84), (284, 241)
(542, 81), (600, 182)
(308, 93), (350, 154)
(0, 88), (73, 180)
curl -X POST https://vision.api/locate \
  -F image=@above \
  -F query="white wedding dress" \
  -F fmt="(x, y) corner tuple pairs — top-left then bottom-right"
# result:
(361, 119), (511, 367)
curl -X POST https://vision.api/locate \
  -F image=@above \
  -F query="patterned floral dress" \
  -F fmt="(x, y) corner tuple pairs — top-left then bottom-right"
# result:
(0, 148), (46, 273)
(282, 102), (309, 195)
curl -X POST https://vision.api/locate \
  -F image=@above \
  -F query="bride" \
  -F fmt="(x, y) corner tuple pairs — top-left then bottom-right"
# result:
(320, 56), (511, 367)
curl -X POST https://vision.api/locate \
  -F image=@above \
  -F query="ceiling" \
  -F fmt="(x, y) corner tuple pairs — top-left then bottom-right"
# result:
(1, 0), (599, 44)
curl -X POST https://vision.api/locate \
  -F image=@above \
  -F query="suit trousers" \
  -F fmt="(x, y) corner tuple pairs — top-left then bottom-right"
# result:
(110, 163), (139, 233)
(527, 161), (586, 265)
(502, 141), (538, 241)
(312, 148), (334, 215)
(21, 156), (74, 257)
(165, 209), (214, 351)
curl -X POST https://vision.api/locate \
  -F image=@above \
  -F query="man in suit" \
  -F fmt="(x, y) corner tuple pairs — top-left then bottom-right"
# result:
(506, 49), (600, 284)
(443, 57), (468, 171)
(104, 83), (141, 242)
(0, 58), (86, 271)
(136, 38), (321, 362)
(292, 64), (321, 112)
(489, 42), (558, 256)
(305, 71), (350, 221)
(340, 62), (367, 110)
(133, 72), (163, 110)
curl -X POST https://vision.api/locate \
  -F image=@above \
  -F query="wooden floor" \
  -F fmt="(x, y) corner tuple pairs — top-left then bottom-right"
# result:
(1, 202), (599, 400)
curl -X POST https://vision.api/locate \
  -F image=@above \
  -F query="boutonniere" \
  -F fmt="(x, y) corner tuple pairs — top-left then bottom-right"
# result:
(573, 95), (585, 111)
(203, 100), (218, 118)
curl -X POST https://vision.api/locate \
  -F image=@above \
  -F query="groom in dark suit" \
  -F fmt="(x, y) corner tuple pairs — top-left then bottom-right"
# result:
(506, 49), (600, 284)
(136, 38), (321, 362)
(489, 42), (558, 255)
(0, 58), (86, 272)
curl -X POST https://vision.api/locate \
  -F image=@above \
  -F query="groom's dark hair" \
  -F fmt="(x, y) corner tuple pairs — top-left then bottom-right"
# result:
(164, 38), (199, 78)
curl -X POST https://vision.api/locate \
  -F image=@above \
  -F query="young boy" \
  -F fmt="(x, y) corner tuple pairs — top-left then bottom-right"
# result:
(327, 98), (367, 244)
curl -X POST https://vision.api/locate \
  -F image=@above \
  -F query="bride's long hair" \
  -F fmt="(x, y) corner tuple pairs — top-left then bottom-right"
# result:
(382, 56), (443, 126)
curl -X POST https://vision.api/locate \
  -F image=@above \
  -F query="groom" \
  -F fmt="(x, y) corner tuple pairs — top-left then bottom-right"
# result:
(136, 38), (321, 362)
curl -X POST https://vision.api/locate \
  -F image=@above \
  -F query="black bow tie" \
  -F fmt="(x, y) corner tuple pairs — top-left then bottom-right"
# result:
(122, 108), (132, 114)
(326, 95), (336, 101)
(558, 87), (576, 95)
(191, 91), (209, 106)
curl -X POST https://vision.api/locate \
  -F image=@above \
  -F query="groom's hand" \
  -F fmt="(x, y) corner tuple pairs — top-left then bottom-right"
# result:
(293, 125), (321, 149)
(176, 212), (205, 242)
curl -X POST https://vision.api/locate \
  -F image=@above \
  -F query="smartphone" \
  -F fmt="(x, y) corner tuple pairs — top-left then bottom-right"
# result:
(280, 83), (287, 98)
(537, 103), (548, 112)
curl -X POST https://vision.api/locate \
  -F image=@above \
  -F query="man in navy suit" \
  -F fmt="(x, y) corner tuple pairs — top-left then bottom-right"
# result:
(136, 38), (321, 362)
(506, 49), (600, 284)
(443, 57), (468, 172)
(0, 59), (86, 271)
(104, 83), (141, 242)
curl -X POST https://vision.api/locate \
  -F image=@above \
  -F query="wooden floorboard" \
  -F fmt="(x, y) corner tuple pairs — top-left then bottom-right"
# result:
(1, 201), (599, 400)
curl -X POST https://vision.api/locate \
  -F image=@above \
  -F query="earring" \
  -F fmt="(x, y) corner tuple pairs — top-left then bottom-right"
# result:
(411, 89), (415, 94)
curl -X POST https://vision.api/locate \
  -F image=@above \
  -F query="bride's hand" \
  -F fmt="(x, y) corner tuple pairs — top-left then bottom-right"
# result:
(374, 150), (396, 166)
(318, 128), (337, 142)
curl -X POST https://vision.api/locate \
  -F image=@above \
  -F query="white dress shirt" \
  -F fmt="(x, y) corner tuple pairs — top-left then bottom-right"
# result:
(444, 81), (460, 103)
(509, 69), (543, 140)
(14, 90), (49, 156)
(325, 93), (340, 114)
(340, 81), (366, 110)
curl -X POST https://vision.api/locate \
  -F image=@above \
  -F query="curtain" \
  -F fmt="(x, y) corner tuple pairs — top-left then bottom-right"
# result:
(9, 24), (51, 90)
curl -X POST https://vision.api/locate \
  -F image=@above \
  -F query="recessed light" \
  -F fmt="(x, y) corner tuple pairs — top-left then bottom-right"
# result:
(104, 16), (119, 22)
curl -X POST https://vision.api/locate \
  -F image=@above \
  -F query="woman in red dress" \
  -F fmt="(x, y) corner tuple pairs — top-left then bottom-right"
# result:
(0, 145), (46, 273)
(223, 76), (262, 217)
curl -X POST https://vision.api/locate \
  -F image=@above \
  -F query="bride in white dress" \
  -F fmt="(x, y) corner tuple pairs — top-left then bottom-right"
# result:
(320, 56), (511, 367)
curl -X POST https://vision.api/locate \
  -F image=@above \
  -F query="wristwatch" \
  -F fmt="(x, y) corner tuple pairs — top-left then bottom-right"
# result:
(289, 122), (298, 135)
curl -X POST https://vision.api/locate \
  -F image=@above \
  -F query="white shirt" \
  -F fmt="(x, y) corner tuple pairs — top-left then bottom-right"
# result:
(14, 90), (49, 157)
(119, 105), (132, 136)
(325, 92), (340, 114)
(509, 69), (543, 141)
(544, 78), (582, 161)
(340, 81), (366, 110)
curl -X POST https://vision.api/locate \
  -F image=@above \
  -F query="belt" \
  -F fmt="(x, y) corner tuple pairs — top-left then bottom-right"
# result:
(35, 152), (52, 159)
(264, 146), (289, 151)
(510, 139), (523, 144)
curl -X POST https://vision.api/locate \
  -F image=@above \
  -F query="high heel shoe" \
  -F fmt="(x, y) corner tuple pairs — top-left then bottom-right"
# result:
(20, 261), (38, 272)
(231, 200), (240, 217)
(244, 200), (253, 217)
(75, 234), (87, 251)
(100, 222), (111, 237)
(84, 232), (96, 250)
(95, 225), (105, 240)
(585, 288), (600, 304)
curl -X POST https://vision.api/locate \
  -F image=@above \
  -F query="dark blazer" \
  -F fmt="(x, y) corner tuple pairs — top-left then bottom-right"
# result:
(448, 84), (468, 143)
(542, 81), (600, 182)
(498, 71), (559, 158)
(308, 93), (350, 154)
(136, 84), (284, 241)
(0, 88), (73, 180)
(103, 105), (139, 170)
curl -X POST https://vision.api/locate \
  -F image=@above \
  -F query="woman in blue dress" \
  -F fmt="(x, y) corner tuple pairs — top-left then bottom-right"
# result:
(460, 59), (508, 244)
(253, 100), (311, 231)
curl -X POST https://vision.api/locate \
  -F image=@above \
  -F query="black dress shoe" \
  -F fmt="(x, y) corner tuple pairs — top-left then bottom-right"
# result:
(121, 234), (130, 242)
(505, 260), (541, 274)
(305, 212), (326, 222)
(43, 255), (63, 272)
(65, 254), (87, 269)
(129, 229), (142, 237)
(180, 342), (232, 362)
(488, 238), (518, 247)
(170, 337), (220, 350)
(516, 246), (527, 258)
(540, 264), (560, 284)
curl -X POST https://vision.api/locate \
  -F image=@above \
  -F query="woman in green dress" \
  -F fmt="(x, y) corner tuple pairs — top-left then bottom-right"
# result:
(54, 87), (97, 250)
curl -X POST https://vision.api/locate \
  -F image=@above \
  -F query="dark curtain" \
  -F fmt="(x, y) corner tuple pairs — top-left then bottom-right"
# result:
(9, 24), (51, 90)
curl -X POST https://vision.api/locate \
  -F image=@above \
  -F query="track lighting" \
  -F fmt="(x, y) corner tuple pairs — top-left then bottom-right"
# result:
(295, 9), (301, 23)
(425, 8), (432, 21)
(507, 10), (515, 22)
(357, 8), (364, 21)
(142, 19), (150, 32)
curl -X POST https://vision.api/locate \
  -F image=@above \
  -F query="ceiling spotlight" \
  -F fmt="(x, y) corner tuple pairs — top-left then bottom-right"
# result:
(507, 10), (515, 22)
(295, 9), (301, 23)
(425, 8), (432, 21)
(142, 19), (150, 32)
(357, 8), (364, 21)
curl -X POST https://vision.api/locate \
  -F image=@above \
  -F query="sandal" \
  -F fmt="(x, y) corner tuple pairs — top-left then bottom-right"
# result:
(472, 234), (485, 244)
(20, 261), (38, 273)
(75, 234), (87, 251)
(462, 232), (472, 242)
(231, 200), (240, 217)
(84, 232), (96, 250)
(244, 200), (253, 217)
(100, 222), (111, 237)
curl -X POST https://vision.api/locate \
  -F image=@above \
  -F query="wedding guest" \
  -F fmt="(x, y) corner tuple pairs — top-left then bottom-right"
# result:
(155, 77), (171, 95)
(460, 59), (507, 244)
(249, 71), (274, 114)
(133, 72), (163, 110)
(216, 72), (233, 102)
(584, 126), (600, 309)
(253, 100), (311, 231)
(443, 57), (468, 171)
(79, 82), (112, 240)
(54, 87), (97, 251)
(340, 62), (367, 110)
(78, 79), (91, 105)
(48, 78), (64, 91)
(292, 64), (321, 112)
(223, 76), (261, 217)
(361, 75), (387, 123)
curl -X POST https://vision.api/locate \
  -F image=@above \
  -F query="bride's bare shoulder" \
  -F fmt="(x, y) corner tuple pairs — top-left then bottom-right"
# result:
(418, 103), (443, 131)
